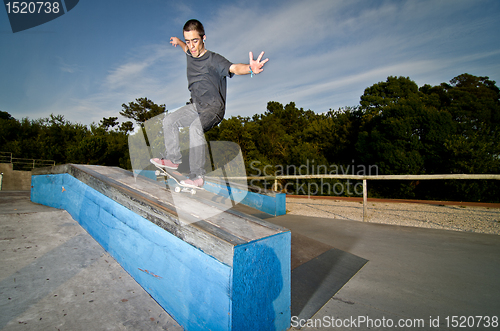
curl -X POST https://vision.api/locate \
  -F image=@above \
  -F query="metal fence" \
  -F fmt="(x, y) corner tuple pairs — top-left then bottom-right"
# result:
(0, 152), (56, 171)
(229, 174), (500, 221)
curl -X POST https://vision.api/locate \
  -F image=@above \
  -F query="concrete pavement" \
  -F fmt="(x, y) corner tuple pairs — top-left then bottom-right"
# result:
(268, 215), (500, 330)
(0, 191), (182, 331)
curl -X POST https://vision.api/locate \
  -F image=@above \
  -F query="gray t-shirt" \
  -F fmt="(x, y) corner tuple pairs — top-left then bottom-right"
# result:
(186, 50), (234, 114)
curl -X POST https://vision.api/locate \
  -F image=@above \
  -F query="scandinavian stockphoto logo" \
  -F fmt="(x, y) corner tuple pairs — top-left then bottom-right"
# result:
(128, 112), (249, 225)
(3, 0), (79, 33)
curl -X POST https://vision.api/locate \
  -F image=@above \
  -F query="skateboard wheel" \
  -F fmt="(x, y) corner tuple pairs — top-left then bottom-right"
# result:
(174, 186), (181, 193)
(155, 170), (160, 176)
(190, 189), (196, 195)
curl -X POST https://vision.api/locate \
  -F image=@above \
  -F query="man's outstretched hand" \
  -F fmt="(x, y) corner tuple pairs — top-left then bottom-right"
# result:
(229, 51), (269, 76)
(249, 51), (269, 75)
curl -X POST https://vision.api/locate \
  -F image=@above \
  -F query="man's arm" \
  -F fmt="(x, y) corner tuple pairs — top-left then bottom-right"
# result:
(170, 37), (187, 53)
(230, 51), (269, 76)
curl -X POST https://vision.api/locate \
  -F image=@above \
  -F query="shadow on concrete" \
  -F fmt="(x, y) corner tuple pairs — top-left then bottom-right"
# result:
(289, 233), (367, 323)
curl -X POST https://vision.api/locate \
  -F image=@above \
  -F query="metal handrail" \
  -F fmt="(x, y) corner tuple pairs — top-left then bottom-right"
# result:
(227, 174), (500, 181)
(221, 173), (500, 221)
(0, 152), (55, 170)
(0, 152), (12, 163)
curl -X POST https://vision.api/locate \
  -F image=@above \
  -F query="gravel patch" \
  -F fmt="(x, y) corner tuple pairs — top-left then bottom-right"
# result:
(286, 198), (500, 235)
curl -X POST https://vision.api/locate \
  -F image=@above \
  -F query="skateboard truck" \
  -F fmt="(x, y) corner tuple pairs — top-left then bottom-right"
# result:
(153, 168), (201, 195)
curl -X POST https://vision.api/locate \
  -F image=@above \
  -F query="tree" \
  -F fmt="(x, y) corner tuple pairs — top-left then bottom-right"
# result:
(304, 106), (360, 165)
(360, 76), (420, 114)
(0, 111), (13, 120)
(119, 121), (134, 134)
(357, 77), (426, 174)
(120, 97), (166, 127)
(420, 74), (500, 173)
(420, 74), (500, 201)
(0, 112), (18, 142)
(216, 116), (257, 161)
(356, 76), (456, 198)
(100, 117), (119, 131)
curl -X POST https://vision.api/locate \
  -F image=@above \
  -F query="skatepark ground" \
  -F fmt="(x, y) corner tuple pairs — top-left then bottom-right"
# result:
(1, 191), (499, 330)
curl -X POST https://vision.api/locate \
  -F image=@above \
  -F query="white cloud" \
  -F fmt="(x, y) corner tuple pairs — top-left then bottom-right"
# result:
(106, 62), (150, 89)
(58, 57), (80, 74)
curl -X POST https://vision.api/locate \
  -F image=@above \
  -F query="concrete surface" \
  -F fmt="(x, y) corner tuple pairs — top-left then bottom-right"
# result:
(0, 164), (32, 191)
(2, 191), (500, 330)
(269, 215), (500, 330)
(0, 191), (182, 330)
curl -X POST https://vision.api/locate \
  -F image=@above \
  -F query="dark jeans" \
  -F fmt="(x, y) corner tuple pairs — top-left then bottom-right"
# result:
(162, 103), (223, 177)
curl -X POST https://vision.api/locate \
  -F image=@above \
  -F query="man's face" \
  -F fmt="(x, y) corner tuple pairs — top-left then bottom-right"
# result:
(184, 30), (205, 58)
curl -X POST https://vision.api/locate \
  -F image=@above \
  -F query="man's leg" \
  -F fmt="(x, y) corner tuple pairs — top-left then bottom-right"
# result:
(161, 103), (199, 165)
(182, 109), (224, 187)
(188, 116), (206, 178)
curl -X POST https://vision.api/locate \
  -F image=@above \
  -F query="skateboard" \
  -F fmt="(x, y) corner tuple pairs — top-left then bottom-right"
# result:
(152, 164), (203, 195)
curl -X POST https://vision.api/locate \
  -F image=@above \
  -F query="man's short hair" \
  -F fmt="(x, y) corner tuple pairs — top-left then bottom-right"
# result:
(183, 19), (205, 38)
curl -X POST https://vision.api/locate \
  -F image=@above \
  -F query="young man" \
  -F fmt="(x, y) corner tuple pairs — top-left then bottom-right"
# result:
(150, 19), (268, 188)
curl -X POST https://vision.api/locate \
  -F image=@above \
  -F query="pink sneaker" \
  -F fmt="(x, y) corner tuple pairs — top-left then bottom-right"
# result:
(180, 177), (204, 188)
(150, 158), (179, 170)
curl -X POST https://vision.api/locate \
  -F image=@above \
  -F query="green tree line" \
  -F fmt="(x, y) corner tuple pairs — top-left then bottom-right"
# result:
(1, 74), (499, 201)
(206, 73), (500, 202)
(0, 97), (165, 170)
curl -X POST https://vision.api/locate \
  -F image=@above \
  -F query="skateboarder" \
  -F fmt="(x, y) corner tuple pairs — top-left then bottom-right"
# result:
(151, 19), (269, 188)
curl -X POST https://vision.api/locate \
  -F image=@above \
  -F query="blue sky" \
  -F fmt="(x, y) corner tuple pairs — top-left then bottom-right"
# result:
(1, 0), (499, 125)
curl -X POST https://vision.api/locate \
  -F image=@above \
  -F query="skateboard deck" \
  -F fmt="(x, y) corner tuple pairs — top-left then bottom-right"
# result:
(152, 163), (203, 195)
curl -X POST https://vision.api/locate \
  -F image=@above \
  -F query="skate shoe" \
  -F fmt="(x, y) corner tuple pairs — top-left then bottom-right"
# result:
(150, 158), (179, 170)
(180, 176), (204, 188)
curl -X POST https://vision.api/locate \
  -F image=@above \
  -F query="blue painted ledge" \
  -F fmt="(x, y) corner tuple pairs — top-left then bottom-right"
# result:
(204, 180), (286, 217)
(31, 165), (291, 331)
